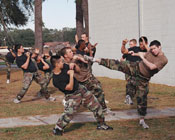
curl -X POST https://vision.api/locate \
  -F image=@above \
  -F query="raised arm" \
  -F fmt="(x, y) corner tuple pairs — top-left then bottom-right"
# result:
(10, 49), (16, 58)
(121, 39), (129, 54)
(40, 56), (50, 70)
(73, 54), (88, 64)
(21, 52), (30, 69)
(69, 63), (80, 73)
(141, 37), (150, 51)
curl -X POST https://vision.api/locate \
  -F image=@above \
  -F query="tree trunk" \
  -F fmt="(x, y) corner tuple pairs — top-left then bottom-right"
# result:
(82, 0), (89, 37)
(34, 0), (43, 53)
(76, 0), (84, 40)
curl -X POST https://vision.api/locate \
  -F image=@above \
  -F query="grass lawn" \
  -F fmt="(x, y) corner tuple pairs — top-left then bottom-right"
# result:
(0, 117), (175, 140)
(0, 69), (175, 118)
(0, 69), (175, 139)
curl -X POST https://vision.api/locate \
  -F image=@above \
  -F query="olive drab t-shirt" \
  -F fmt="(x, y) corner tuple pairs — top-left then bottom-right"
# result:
(139, 51), (168, 78)
(72, 54), (92, 82)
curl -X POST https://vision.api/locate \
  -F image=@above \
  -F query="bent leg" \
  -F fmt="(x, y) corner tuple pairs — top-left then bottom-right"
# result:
(81, 85), (105, 124)
(34, 72), (50, 99)
(17, 72), (33, 100)
(56, 93), (82, 129)
(82, 75), (107, 110)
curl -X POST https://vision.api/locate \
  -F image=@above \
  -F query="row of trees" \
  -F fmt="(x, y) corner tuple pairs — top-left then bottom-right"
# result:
(0, 27), (76, 47)
(0, 0), (34, 46)
(0, 0), (89, 51)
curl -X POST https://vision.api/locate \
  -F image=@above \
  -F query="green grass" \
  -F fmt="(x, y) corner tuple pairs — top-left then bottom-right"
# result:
(0, 117), (175, 140)
(0, 62), (16, 65)
(0, 70), (175, 139)
(0, 70), (175, 118)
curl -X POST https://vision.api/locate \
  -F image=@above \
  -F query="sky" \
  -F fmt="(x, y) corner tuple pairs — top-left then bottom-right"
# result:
(20, 0), (76, 30)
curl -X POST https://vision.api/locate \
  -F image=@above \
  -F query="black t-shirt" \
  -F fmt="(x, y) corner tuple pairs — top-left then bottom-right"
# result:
(16, 53), (37, 72)
(76, 49), (85, 56)
(6, 50), (16, 63)
(37, 60), (52, 73)
(123, 46), (147, 62)
(52, 64), (79, 95)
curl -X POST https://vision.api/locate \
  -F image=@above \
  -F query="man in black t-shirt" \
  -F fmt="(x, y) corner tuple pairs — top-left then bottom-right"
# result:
(0, 48), (16, 84)
(35, 54), (55, 100)
(81, 33), (97, 57)
(51, 55), (113, 136)
(13, 45), (51, 103)
(121, 37), (148, 105)
(61, 46), (114, 115)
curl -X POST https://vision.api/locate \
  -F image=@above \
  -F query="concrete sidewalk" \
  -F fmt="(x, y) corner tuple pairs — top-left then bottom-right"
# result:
(0, 107), (175, 128)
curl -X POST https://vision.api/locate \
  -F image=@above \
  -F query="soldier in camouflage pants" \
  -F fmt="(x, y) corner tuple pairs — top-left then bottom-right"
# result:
(14, 45), (50, 103)
(79, 74), (107, 111)
(125, 74), (137, 102)
(98, 59), (150, 117)
(16, 71), (50, 100)
(0, 54), (11, 82)
(60, 47), (108, 112)
(56, 84), (105, 129)
(51, 55), (113, 135)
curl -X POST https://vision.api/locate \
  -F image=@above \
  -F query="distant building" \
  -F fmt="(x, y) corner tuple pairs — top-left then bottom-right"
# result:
(89, 0), (175, 86)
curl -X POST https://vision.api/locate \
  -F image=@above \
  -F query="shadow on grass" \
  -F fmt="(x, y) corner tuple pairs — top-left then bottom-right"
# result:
(64, 122), (98, 133)
(64, 123), (85, 133)
(22, 97), (43, 103)
(48, 87), (58, 94)
(10, 79), (20, 83)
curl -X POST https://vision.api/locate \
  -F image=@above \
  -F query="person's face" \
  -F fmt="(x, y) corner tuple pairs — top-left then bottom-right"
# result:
(37, 55), (42, 61)
(139, 42), (145, 50)
(81, 42), (86, 50)
(129, 41), (136, 48)
(65, 49), (74, 59)
(81, 34), (88, 42)
(150, 45), (161, 56)
(19, 46), (24, 53)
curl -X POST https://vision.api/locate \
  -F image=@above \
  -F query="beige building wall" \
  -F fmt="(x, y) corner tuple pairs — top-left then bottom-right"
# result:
(89, 0), (175, 86)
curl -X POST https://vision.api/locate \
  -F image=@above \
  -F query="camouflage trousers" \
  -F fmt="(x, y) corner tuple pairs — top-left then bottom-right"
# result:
(100, 59), (150, 116)
(125, 74), (137, 99)
(0, 54), (11, 80)
(44, 72), (53, 87)
(38, 72), (53, 95)
(80, 74), (107, 110)
(56, 84), (105, 129)
(16, 71), (50, 100)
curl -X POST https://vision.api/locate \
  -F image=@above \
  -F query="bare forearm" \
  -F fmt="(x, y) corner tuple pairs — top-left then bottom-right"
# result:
(121, 45), (128, 54)
(41, 59), (49, 70)
(142, 58), (157, 70)
(11, 51), (16, 57)
(21, 57), (30, 69)
(65, 75), (74, 90)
